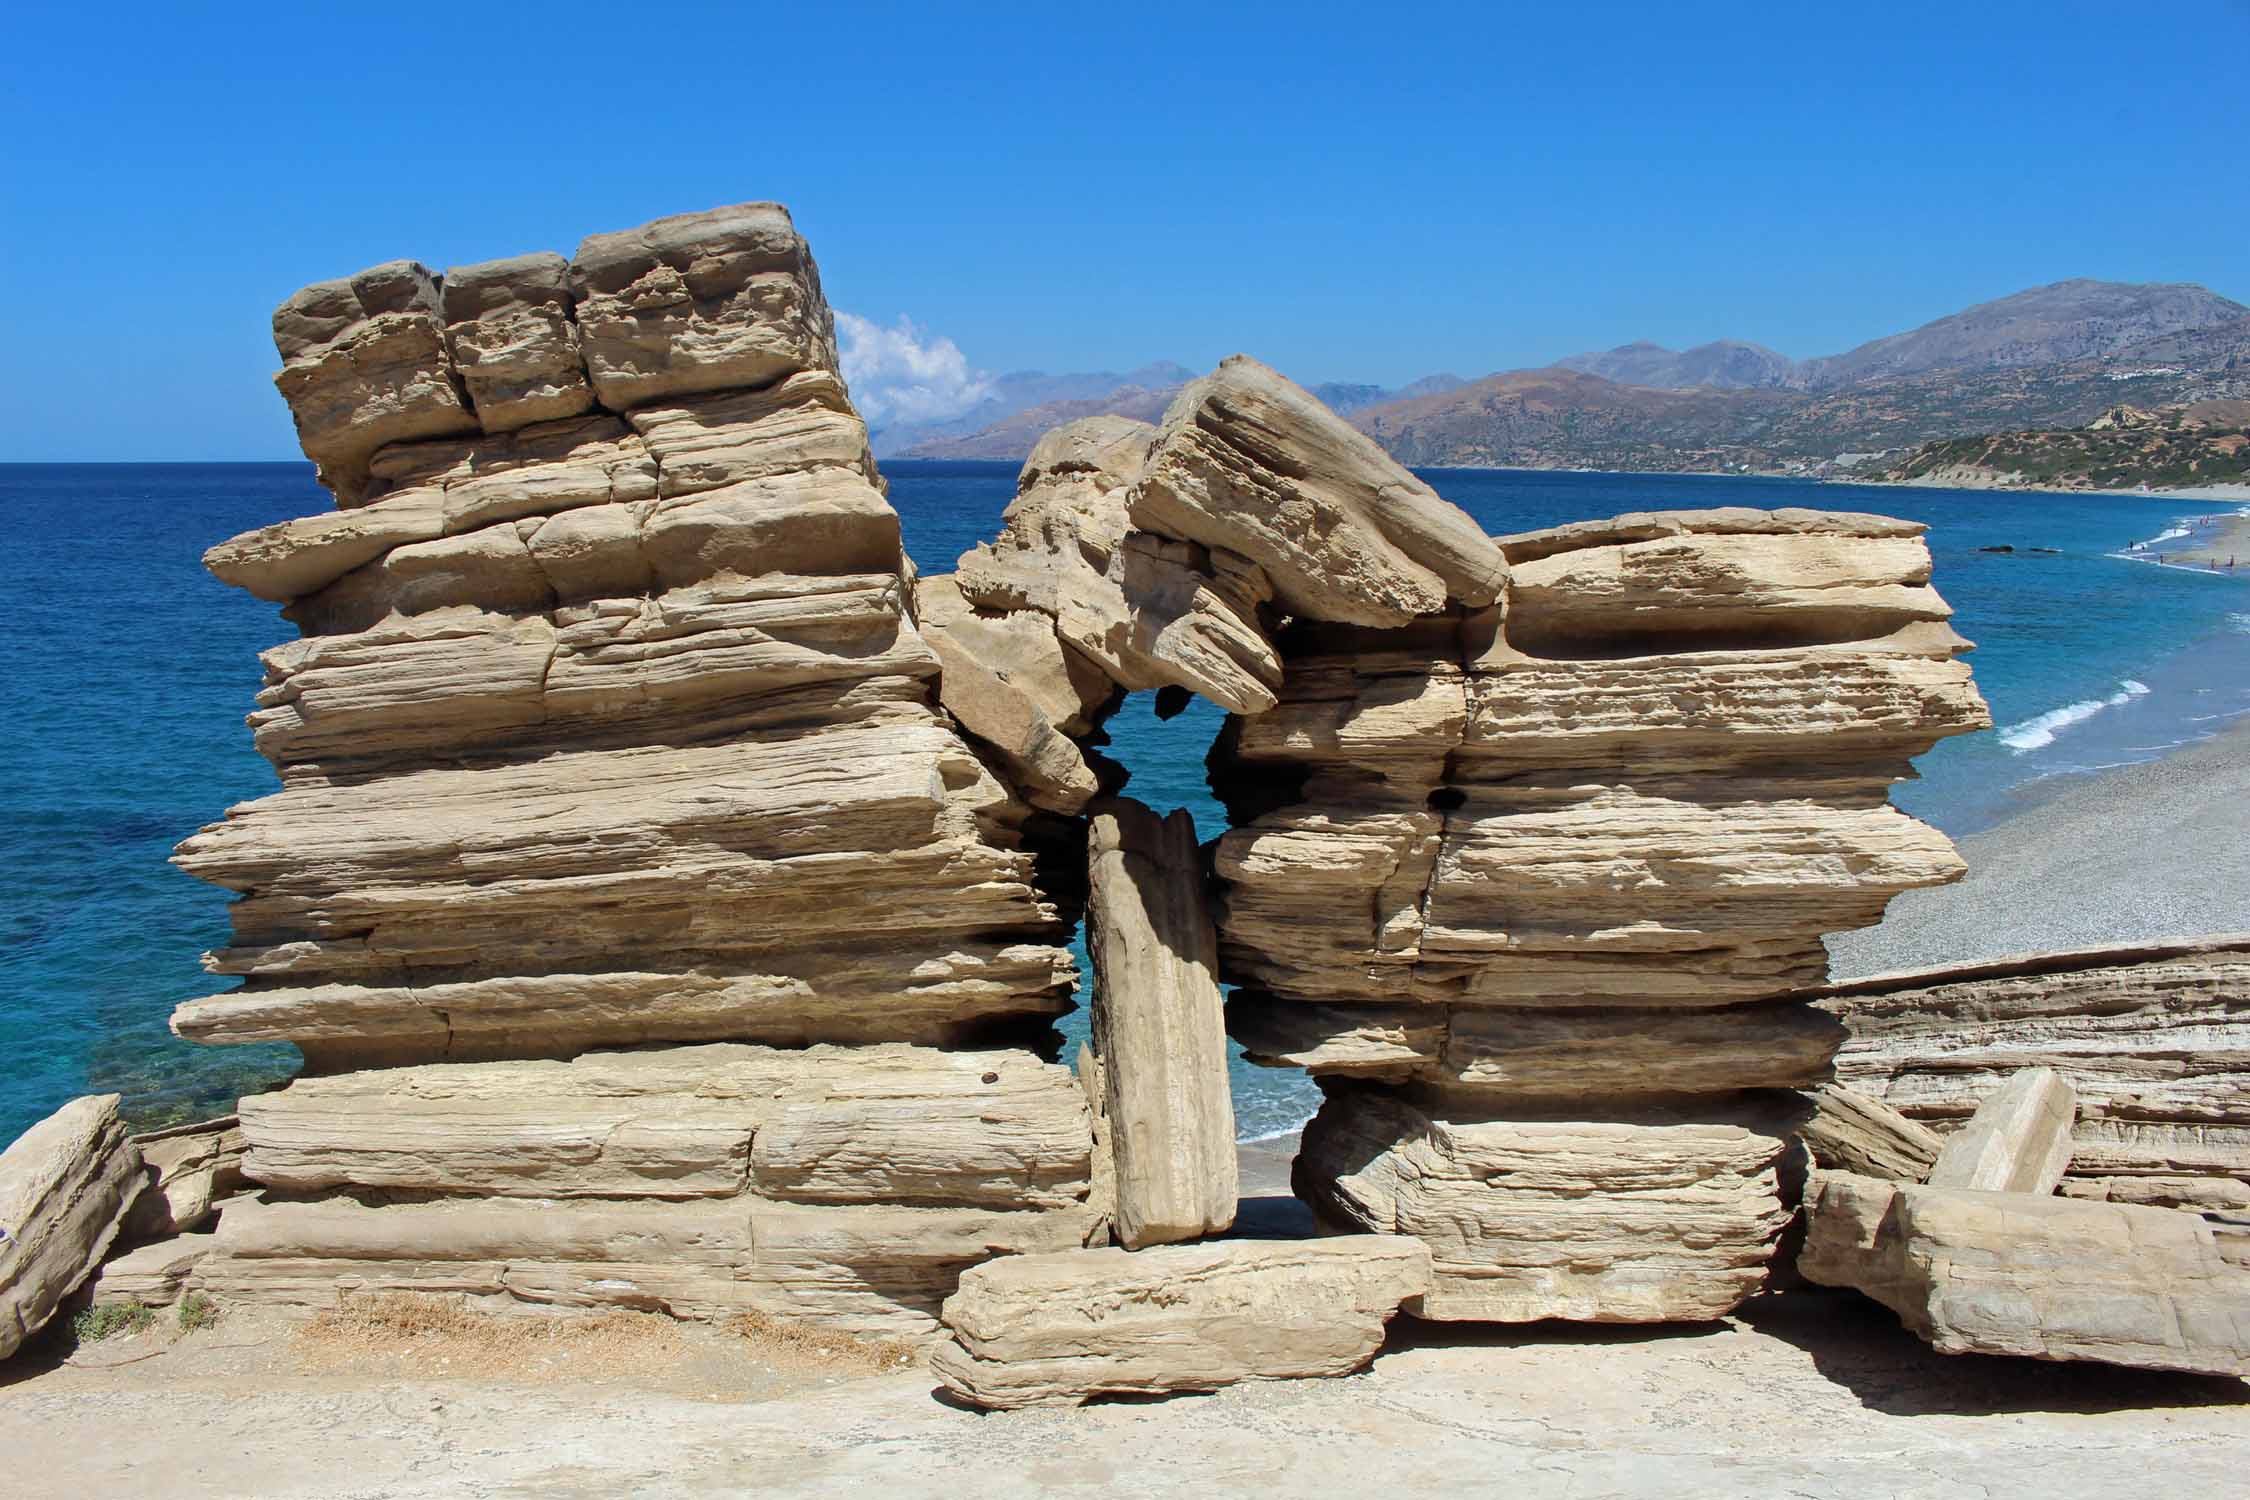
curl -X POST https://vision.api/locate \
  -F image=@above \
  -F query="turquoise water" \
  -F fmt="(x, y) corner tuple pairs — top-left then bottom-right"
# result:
(3, 460), (2246, 1143)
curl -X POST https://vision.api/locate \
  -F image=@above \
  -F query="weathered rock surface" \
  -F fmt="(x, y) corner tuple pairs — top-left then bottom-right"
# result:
(121, 1116), (246, 1242)
(1216, 508), (1986, 1322)
(1820, 936), (2250, 1210)
(1085, 800), (1235, 1248)
(955, 416), (1282, 714)
(915, 574), (1103, 813)
(440, 253), (596, 432)
(1298, 1089), (1798, 1323)
(1927, 1068), (2077, 1195)
(930, 1237), (1432, 1408)
(1133, 357), (1507, 625)
(1800, 1169), (2250, 1376)
(1800, 1084), (1943, 1182)
(88, 1232), (215, 1310)
(0, 1096), (144, 1359)
(271, 261), (480, 501)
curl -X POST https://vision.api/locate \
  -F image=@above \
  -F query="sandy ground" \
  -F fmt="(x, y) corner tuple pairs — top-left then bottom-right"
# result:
(1829, 715), (2250, 976)
(2155, 509), (2250, 571)
(3, 1291), (2245, 1498)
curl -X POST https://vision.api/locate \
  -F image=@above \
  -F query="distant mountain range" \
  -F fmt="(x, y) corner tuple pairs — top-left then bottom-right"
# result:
(889, 280), (2250, 473)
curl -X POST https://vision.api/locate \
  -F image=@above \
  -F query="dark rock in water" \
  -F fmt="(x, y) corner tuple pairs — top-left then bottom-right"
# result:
(2029, 547), (2060, 554)
(1979, 545), (2015, 553)
(1153, 684), (1194, 720)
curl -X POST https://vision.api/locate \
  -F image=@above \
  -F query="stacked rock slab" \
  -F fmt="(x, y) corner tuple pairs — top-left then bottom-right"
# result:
(1220, 509), (1991, 1321)
(1800, 1170), (2250, 1376)
(931, 1237), (1433, 1408)
(1, 1095), (145, 1358)
(1820, 936), (2250, 1211)
(175, 204), (1103, 1335)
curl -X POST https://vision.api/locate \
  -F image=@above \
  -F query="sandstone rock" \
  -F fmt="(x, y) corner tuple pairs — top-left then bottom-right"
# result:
(88, 1232), (215, 1309)
(1298, 1088), (1796, 1323)
(440, 252), (596, 432)
(271, 261), (480, 501)
(1800, 1169), (2250, 1377)
(915, 574), (1102, 813)
(234, 1044), (1090, 1208)
(1820, 936), (2250, 1209)
(0, 1095), (145, 1359)
(1927, 1069), (2077, 1195)
(1799, 1084), (1943, 1182)
(569, 202), (837, 410)
(930, 1237), (1432, 1408)
(955, 417), (1282, 714)
(1132, 357), (1507, 625)
(1085, 800), (1235, 1248)
(122, 1116), (246, 1241)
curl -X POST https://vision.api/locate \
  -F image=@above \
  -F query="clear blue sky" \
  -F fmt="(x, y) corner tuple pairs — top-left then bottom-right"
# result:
(4, 1), (2247, 459)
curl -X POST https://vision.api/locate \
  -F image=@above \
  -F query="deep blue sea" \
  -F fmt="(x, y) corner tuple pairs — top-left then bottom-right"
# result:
(4, 460), (2246, 1144)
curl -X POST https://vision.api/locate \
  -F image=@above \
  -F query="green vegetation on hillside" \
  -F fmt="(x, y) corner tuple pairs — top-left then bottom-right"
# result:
(1883, 401), (2250, 490)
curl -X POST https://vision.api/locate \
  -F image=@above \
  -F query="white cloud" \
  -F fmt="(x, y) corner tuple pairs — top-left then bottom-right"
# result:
(835, 311), (995, 429)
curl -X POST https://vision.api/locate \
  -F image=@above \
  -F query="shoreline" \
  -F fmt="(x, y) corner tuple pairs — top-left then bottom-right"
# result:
(1829, 711), (2250, 978)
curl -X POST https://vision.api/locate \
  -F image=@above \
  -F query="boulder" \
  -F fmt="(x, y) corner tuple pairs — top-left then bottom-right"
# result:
(1799, 1084), (1943, 1182)
(1086, 800), (1236, 1247)
(1927, 1068), (2077, 1195)
(1800, 1169), (2250, 1377)
(915, 574), (1103, 813)
(930, 1237), (1432, 1408)
(1132, 357), (1507, 625)
(0, 1095), (145, 1359)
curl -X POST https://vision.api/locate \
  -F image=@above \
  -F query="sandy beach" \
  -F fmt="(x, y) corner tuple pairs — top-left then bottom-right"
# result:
(1829, 714), (2250, 976)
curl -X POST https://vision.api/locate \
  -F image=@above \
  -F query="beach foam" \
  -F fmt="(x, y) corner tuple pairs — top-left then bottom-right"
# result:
(1999, 680), (2151, 751)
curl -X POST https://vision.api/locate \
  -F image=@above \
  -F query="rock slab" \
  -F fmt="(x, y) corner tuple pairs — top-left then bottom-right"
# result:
(1, 1095), (144, 1358)
(1086, 799), (1236, 1248)
(930, 1237), (1432, 1408)
(1800, 1169), (2250, 1377)
(1926, 1068), (2077, 1195)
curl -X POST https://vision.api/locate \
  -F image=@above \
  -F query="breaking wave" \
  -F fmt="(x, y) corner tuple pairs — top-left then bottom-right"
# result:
(1999, 680), (2151, 752)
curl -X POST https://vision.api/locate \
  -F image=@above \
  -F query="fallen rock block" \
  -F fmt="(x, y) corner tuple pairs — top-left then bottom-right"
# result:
(122, 1116), (246, 1241)
(1, 1095), (145, 1359)
(1800, 1169), (2250, 1377)
(1086, 799), (1236, 1247)
(930, 1237), (1432, 1408)
(1927, 1068), (2076, 1195)
(1800, 1084), (1944, 1182)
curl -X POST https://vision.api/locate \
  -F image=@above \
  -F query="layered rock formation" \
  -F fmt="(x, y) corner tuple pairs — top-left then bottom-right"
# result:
(1821, 937), (2250, 1210)
(0, 1096), (144, 1357)
(1220, 509), (1990, 1321)
(1801, 1170), (2250, 1376)
(931, 1237), (1432, 1408)
(175, 205), (1101, 1334)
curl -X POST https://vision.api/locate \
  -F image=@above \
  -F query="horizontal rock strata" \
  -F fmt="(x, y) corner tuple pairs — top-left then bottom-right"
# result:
(1800, 1169), (2250, 1376)
(176, 204), (1103, 1334)
(1216, 508), (1988, 1322)
(1820, 936), (2250, 1210)
(0, 1095), (145, 1358)
(930, 1237), (1432, 1408)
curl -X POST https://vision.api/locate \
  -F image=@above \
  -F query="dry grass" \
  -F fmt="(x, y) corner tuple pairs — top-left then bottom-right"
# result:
(724, 1307), (924, 1373)
(293, 1291), (926, 1384)
(298, 1291), (688, 1379)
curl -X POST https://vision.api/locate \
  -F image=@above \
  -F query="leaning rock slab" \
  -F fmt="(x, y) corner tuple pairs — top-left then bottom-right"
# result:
(1800, 1169), (2250, 1376)
(1800, 1084), (1943, 1182)
(930, 1237), (1432, 1408)
(1927, 1068), (2077, 1195)
(1086, 799), (1236, 1247)
(0, 1095), (144, 1358)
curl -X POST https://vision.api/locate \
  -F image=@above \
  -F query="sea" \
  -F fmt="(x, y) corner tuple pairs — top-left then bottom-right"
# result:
(3, 460), (2246, 1145)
